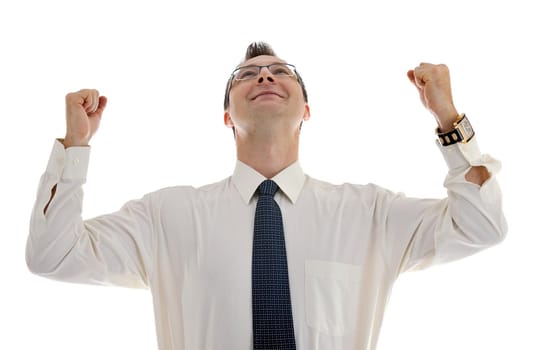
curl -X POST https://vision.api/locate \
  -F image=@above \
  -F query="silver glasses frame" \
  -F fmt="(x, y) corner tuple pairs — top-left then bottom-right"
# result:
(230, 63), (298, 81)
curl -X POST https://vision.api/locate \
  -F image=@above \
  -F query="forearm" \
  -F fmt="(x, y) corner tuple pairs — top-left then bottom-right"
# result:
(26, 140), (89, 275)
(42, 138), (87, 213)
(439, 138), (507, 250)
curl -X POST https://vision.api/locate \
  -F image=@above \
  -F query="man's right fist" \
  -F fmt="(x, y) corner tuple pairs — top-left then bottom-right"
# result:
(63, 89), (107, 148)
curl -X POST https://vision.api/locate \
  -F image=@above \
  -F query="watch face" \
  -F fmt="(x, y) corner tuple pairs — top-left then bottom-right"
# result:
(461, 118), (474, 137)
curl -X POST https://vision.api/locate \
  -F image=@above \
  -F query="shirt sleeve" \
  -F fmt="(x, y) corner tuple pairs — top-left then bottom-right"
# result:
(26, 140), (154, 289)
(383, 137), (507, 274)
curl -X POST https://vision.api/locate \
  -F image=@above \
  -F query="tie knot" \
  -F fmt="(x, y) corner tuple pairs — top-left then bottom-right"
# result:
(258, 179), (278, 197)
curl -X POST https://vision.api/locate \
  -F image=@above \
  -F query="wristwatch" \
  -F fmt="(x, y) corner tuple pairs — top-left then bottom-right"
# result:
(436, 113), (475, 146)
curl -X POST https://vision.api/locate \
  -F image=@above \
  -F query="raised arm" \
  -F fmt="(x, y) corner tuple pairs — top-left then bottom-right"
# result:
(407, 63), (489, 186)
(380, 64), (507, 273)
(26, 90), (153, 288)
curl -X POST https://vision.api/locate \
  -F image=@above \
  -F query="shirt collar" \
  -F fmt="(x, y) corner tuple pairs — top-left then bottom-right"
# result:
(232, 160), (306, 205)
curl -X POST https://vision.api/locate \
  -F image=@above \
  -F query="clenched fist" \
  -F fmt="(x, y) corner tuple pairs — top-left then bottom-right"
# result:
(407, 63), (458, 132)
(63, 89), (107, 148)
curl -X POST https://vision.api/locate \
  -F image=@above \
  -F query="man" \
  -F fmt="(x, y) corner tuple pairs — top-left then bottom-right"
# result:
(27, 42), (507, 349)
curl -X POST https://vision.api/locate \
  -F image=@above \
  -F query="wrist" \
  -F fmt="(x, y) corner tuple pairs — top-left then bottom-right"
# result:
(62, 136), (89, 148)
(436, 121), (456, 133)
(435, 108), (459, 133)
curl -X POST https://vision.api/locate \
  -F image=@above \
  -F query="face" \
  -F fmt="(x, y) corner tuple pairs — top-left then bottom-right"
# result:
(224, 55), (310, 137)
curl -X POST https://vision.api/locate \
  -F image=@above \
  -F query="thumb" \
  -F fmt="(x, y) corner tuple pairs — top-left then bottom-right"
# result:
(407, 70), (422, 93)
(407, 70), (415, 85)
(407, 69), (425, 88)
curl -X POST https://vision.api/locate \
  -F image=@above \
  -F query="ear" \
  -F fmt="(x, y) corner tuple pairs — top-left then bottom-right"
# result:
(302, 104), (311, 122)
(224, 110), (234, 128)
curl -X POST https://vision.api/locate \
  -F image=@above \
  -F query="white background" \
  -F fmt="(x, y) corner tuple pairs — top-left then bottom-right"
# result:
(1, 0), (537, 349)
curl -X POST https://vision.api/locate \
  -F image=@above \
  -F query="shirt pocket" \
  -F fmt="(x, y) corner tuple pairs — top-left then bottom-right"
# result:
(305, 260), (362, 336)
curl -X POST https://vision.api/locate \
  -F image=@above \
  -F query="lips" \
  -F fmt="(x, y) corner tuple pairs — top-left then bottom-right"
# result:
(252, 90), (283, 100)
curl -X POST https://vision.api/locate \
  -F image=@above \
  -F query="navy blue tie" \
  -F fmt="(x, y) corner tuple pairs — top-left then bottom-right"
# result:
(252, 179), (296, 350)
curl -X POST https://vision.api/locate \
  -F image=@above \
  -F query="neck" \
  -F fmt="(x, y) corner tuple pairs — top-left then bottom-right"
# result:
(235, 128), (299, 179)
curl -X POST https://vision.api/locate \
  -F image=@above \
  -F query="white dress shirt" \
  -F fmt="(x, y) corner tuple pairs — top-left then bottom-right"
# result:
(27, 138), (507, 350)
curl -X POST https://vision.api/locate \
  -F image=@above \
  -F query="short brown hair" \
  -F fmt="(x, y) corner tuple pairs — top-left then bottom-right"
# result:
(223, 42), (308, 110)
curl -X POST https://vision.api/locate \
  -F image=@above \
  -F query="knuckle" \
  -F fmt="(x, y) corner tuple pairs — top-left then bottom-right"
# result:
(437, 64), (449, 72)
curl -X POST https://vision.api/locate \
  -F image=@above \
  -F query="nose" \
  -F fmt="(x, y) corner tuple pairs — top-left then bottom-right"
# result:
(257, 67), (275, 83)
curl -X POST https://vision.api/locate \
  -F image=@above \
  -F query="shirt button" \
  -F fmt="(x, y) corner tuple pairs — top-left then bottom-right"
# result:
(73, 158), (80, 166)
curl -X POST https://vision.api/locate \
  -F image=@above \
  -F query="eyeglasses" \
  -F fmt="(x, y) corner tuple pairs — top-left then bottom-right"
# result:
(230, 63), (297, 81)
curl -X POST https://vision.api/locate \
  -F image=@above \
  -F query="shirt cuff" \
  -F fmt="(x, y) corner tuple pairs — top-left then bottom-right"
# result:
(436, 137), (501, 175)
(46, 139), (91, 181)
